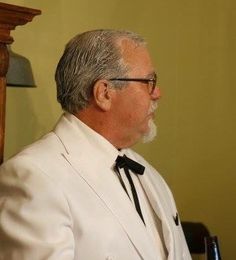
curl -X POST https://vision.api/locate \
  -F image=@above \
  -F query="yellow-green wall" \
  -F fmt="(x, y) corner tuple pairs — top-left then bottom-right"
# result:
(2, 0), (236, 259)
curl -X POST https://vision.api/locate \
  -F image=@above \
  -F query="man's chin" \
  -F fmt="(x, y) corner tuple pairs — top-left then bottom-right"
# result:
(142, 119), (157, 143)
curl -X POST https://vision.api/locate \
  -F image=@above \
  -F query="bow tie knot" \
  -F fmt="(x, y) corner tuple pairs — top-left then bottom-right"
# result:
(115, 155), (145, 175)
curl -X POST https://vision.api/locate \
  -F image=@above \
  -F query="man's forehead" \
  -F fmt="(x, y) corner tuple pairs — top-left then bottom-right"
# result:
(118, 39), (154, 74)
(118, 38), (146, 55)
(119, 40), (149, 61)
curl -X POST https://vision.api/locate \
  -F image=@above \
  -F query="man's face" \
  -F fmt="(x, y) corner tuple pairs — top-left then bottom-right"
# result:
(110, 39), (161, 148)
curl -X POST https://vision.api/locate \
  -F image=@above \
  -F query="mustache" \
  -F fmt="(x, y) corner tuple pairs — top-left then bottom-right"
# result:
(148, 102), (158, 114)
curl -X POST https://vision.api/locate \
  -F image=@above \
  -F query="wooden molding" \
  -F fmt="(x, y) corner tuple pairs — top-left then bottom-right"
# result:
(0, 2), (41, 44)
(0, 2), (41, 164)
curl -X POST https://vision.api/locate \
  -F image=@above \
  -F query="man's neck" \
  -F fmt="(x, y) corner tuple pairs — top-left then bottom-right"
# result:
(73, 108), (138, 149)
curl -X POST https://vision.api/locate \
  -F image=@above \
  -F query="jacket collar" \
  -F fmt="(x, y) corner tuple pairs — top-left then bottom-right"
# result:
(54, 113), (119, 167)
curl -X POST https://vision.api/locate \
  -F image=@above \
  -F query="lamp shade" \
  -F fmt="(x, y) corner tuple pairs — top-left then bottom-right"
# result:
(6, 47), (36, 87)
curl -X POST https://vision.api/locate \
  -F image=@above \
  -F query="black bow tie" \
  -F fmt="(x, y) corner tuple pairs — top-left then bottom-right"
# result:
(115, 155), (145, 175)
(115, 154), (145, 224)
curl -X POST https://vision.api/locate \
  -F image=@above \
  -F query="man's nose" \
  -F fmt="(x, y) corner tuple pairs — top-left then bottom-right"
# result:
(151, 87), (161, 100)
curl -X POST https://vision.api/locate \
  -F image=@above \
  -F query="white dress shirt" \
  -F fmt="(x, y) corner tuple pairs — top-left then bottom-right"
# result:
(117, 150), (168, 259)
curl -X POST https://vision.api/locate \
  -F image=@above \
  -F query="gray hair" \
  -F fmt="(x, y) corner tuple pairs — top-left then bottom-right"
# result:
(55, 29), (146, 113)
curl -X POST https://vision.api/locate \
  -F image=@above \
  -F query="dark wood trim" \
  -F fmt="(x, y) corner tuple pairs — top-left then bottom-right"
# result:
(0, 2), (41, 164)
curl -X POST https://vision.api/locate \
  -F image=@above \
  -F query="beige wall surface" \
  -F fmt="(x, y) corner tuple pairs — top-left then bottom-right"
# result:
(2, 0), (236, 258)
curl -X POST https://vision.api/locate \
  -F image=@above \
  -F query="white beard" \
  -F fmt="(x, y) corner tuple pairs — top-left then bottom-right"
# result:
(142, 102), (158, 143)
(142, 118), (157, 143)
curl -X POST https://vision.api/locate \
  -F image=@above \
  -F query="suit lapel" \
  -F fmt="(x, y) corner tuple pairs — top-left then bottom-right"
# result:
(54, 114), (161, 260)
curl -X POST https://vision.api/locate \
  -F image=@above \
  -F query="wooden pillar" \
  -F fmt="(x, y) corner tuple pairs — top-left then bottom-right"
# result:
(0, 2), (41, 164)
(0, 43), (8, 165)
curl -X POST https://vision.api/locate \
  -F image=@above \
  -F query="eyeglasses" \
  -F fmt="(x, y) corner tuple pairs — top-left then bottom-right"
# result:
(109, 73), (157, 95)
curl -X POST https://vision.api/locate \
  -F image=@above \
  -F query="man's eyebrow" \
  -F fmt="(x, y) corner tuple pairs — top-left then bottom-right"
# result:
(146, 72), (157, 78)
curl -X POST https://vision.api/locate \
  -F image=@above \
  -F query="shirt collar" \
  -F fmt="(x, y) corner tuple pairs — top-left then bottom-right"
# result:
(64, 113), (122, 168)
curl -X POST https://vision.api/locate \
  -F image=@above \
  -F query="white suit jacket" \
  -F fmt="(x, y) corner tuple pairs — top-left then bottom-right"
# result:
(0, 113), (191, 260)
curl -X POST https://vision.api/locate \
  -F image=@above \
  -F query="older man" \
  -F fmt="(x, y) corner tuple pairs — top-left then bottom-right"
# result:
(0, 30), (191, 259)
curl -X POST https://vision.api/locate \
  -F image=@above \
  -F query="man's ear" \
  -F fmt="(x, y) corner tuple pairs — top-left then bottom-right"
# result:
(93, 80), (113, 111)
